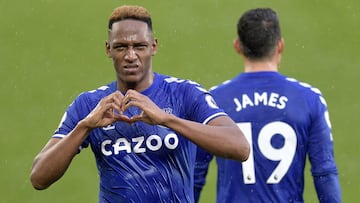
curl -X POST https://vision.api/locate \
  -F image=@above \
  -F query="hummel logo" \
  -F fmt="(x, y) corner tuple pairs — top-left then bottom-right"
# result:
(103, 124), (115, 130)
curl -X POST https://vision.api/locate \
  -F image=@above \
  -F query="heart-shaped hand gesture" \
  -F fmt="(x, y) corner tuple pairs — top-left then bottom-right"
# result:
(83, 90), (169, 129)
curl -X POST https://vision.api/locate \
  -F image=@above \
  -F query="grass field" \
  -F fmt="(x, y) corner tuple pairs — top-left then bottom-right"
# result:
(1, 0), (359, 202)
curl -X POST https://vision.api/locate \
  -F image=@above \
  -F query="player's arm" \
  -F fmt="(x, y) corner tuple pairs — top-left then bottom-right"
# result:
(166, 114), (249, 161)
(194, 148), (214, 203)
(310, 136), (342, 203)
(30, 121), (92, 190)
(308, 94), (342, 202)
(30, 91), (125, 190)
(314, 173), (342, 203)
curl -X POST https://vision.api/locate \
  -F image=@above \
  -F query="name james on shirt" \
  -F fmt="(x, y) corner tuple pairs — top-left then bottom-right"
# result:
(233, 91), (288, 112)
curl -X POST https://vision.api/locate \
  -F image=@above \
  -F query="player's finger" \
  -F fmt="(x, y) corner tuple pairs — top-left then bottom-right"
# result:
(112, 91), (125, 105)
(121, 90), (137, 110)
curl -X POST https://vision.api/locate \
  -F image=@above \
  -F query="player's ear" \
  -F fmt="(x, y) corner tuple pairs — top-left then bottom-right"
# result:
(105, 41), (111, 58)
(151, 39), (158, 56)
(277, 38), (284, 54)
(233, 38), (242, 55)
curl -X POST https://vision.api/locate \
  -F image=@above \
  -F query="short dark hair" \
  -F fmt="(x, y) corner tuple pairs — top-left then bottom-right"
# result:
(237, 8), (281, 60)
(108, 5), (153, 31)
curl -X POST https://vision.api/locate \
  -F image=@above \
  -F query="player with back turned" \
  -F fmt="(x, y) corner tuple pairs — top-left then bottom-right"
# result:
(30, 5), (250, 203)
(194, 8), (341, 203)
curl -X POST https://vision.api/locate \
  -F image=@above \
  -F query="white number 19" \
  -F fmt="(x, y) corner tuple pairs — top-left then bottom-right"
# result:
(238, 121), (297, 184)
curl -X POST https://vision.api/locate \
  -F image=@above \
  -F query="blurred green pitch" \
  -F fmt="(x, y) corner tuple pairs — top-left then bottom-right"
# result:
(1, 0), (359, 202)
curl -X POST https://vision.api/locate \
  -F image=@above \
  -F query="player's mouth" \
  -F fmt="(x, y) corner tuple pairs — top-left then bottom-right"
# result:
(123, 65), (140, 74)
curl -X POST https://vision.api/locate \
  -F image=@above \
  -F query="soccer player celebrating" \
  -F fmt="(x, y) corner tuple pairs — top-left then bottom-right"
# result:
(194, 8), (341, 203)
(30, 5), (250, 203)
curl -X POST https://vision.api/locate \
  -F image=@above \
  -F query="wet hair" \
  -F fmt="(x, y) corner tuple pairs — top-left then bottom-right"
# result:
(237, 8), (281, 60)
(108, 5), (153, 31)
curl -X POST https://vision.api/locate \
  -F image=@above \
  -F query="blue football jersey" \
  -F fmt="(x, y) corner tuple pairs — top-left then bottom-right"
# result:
(195, 72), (339, 203)
(53, 73), (226, 203)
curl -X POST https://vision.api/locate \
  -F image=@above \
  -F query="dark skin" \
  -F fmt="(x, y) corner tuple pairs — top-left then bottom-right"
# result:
(30, 19), (250, 190)
(106, 20), (157, 92)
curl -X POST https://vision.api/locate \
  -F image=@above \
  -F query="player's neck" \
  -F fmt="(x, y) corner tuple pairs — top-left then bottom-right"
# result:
(117, 72), (155, 92)
(243, 60), (279, 73)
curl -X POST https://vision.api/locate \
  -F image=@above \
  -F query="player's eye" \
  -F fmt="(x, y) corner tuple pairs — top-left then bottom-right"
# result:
(113, 45), (127, 51)
(134, 44), (148, 51)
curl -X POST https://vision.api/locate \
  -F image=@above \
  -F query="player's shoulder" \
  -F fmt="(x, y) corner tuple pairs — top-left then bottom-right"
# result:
(158, 73), (199, 85)
(284, 76), (330, 108)
(75, 81), (117, 103)
(209, 79), (232, 93)
(284, 76), (323, 97)
(157, 72), (208, 92)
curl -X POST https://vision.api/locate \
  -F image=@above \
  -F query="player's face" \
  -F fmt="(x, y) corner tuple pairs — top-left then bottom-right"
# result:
(106, 19), (157, 91)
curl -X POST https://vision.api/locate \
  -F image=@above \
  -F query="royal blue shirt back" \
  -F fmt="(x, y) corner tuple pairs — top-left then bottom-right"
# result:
(53, 73), (226, 203)
(195, 72), (339, 203)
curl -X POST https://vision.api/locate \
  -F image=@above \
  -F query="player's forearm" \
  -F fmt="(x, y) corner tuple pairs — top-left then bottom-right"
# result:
(30, 121), (92, 190)
(314, 173), (342, 203)
(193, 153), (212, 203)
(162, 115), (249, 161)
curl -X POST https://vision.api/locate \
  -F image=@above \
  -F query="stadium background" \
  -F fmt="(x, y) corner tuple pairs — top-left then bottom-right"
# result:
(1, 0), (358, 202)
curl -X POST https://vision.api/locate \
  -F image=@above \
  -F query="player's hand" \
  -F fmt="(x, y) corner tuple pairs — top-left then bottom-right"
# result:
(121, 89), (168, 125)
(82, 91), (131, 128)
